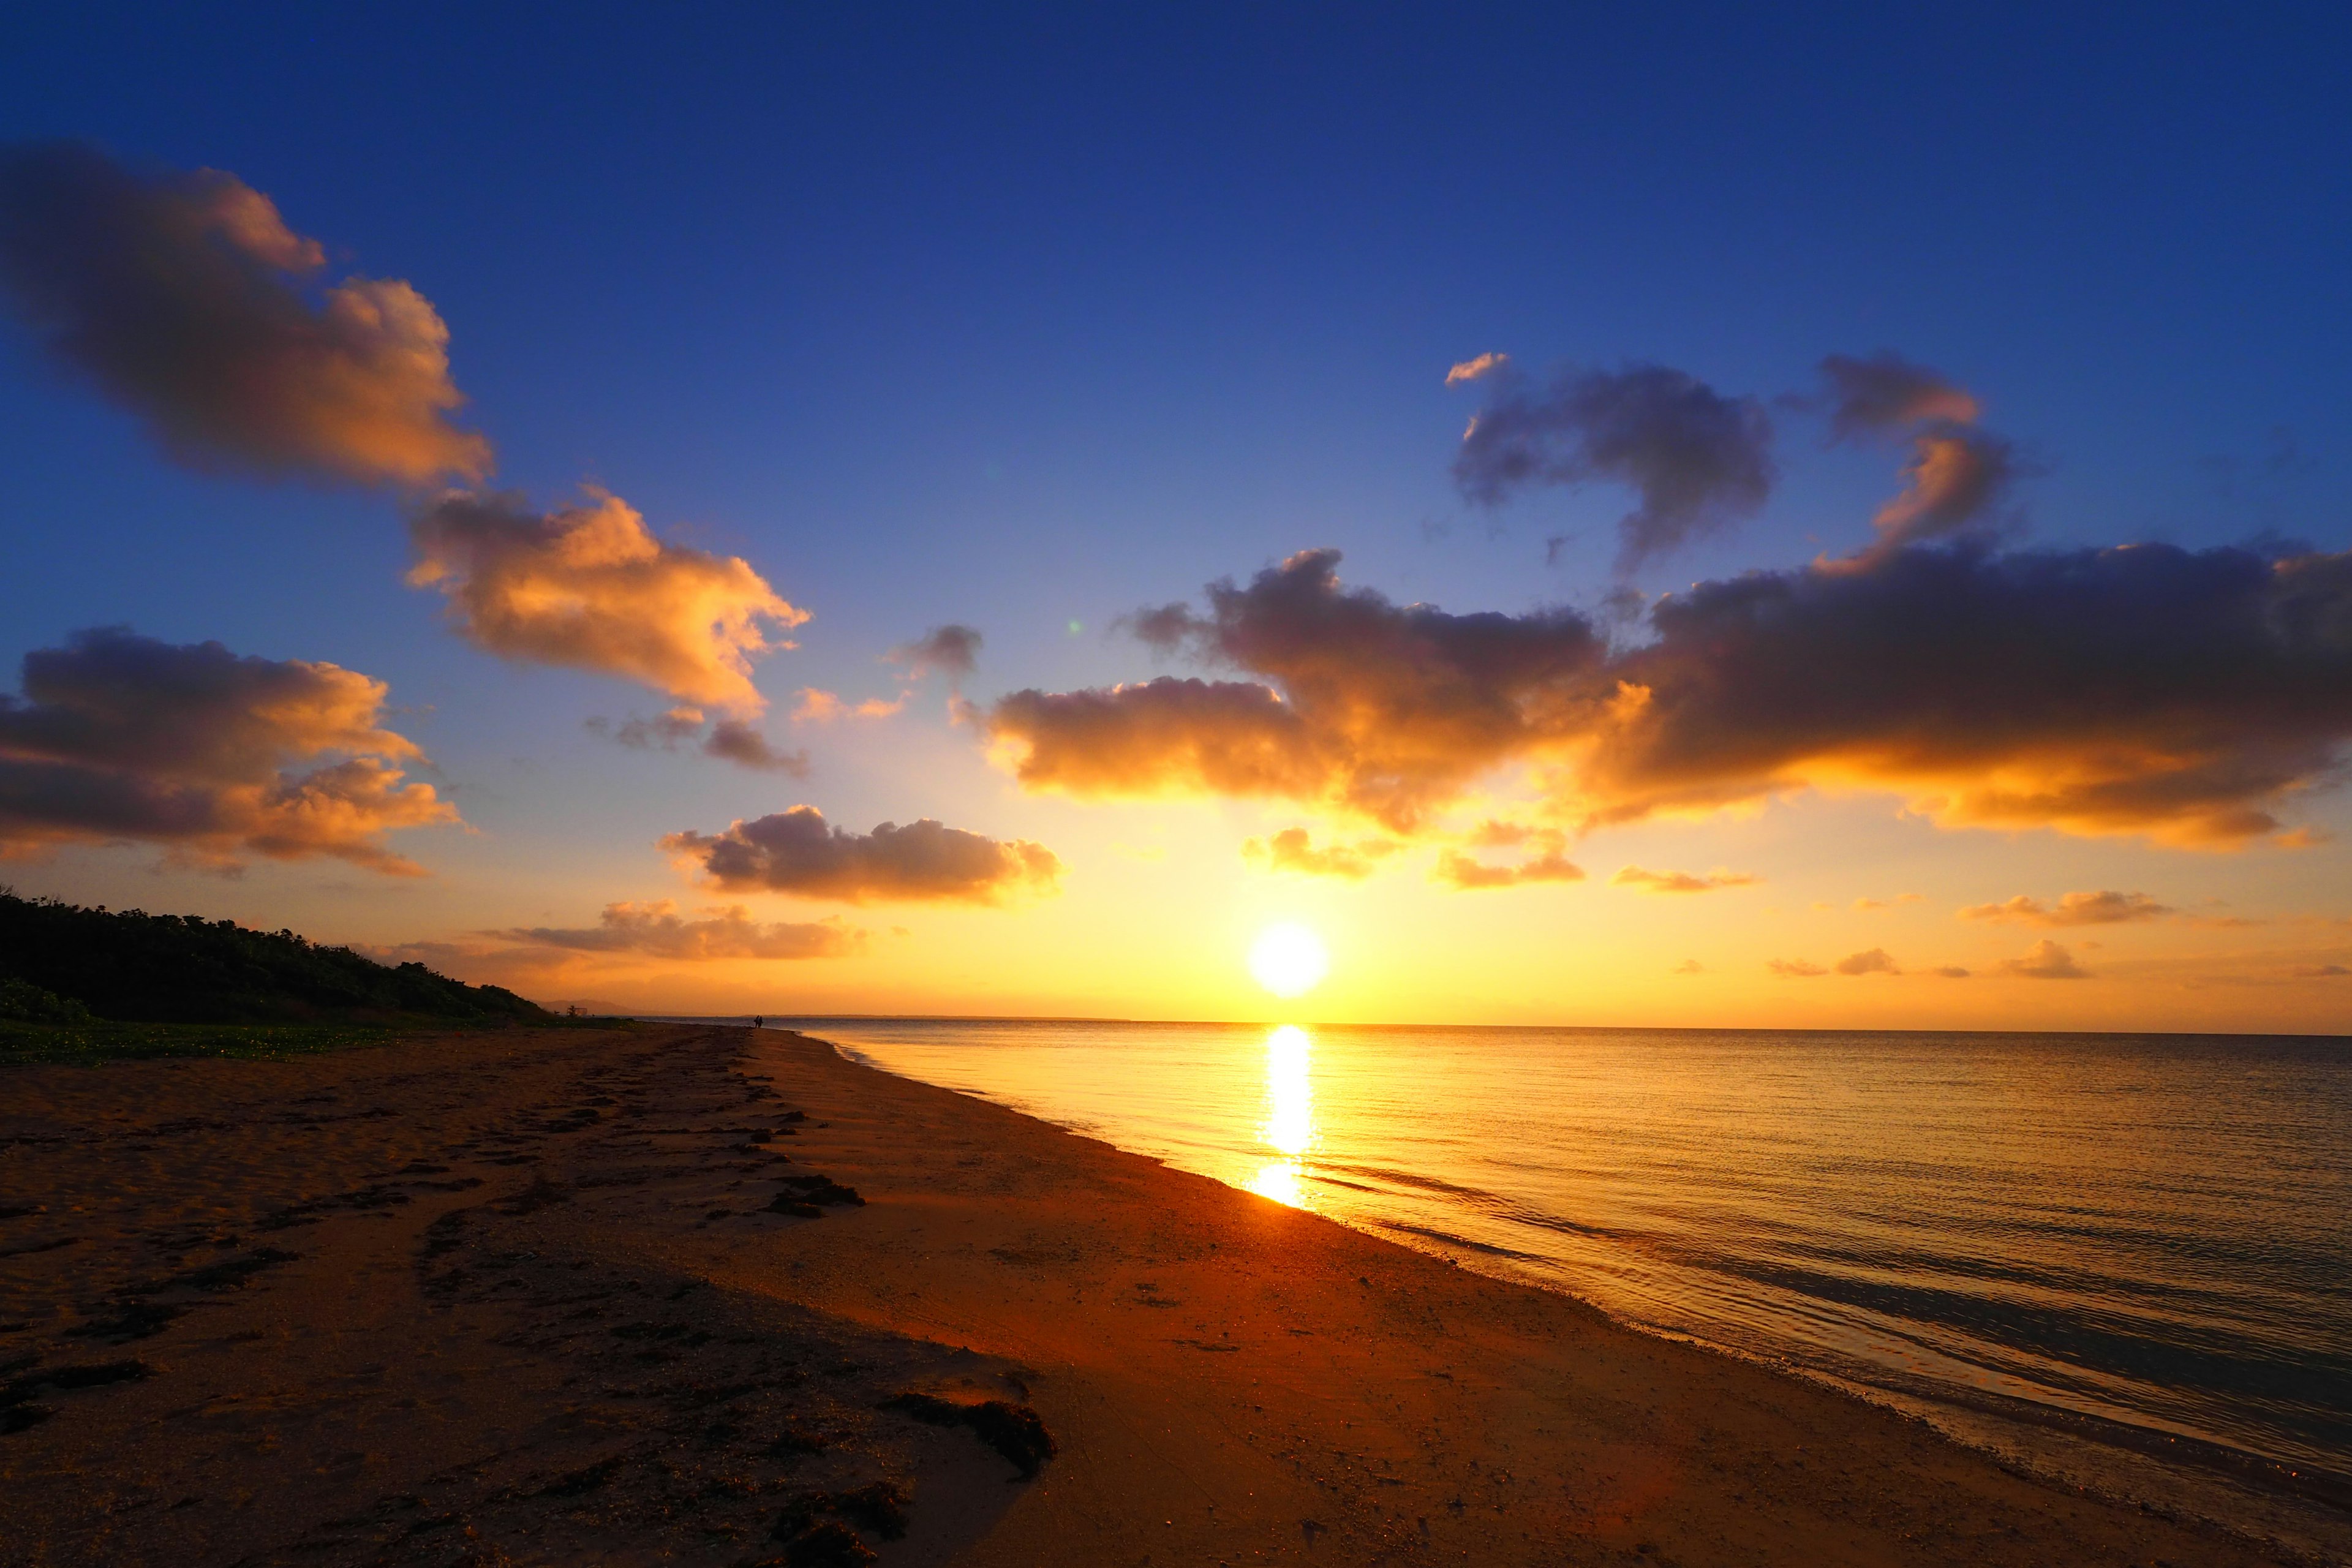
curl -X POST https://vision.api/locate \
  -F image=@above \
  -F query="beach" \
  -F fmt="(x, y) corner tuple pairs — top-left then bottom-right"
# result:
(0, 1024), (2315, 1566)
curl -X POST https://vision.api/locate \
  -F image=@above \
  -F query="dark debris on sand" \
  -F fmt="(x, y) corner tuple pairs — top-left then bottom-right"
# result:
(884, 1390), (1058, 1477)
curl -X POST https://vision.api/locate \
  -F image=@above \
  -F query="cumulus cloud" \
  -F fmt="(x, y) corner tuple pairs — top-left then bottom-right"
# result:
(0, 141), (489, 485)
(662, 807), (1062, 905)
(989, 540), (2352, 847)
(1453, 363), (1777, 571)
(1433, 843), (1585, 890)
(1768, 959), (1828, 978)
(1834, 948), (1901, 976)
(1611, 865), (1762, 894)
(990, 549), (1603, 832)
(409, 488), (805, 714)
(1242, 827), (1402, 880)
(501, 900), (861, 960)
(587, 707), (810, 775)
(0, 627), (456, 873)
(888, 624), (982, 684)
(1959, 891), (2174, 926)
(1928, 965), (1973, 979)
(2000, 938), (2092, 979)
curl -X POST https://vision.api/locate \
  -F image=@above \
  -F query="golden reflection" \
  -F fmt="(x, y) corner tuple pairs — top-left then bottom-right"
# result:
(1250, 1023), (1316, 1207)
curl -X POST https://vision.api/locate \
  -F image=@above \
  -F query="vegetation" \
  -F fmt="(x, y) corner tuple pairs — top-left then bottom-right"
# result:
(0, 890), (549, 1027)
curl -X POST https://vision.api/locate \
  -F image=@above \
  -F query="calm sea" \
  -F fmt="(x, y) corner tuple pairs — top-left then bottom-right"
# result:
(769, 1019), (2352, 1513)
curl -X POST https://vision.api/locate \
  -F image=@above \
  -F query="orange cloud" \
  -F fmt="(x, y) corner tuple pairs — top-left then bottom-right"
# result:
(1958, 890), (2173, 925)
(989, 541), (2352, 847)
(1445, 352), (1510, 385)
(663, 807), (1061, 905)
(1834, 948), (1900, 975)
(793, 688), (908, 722)
(409, 489), (805, 714)
(1999, 939), (2092, 979)
(0, 142), (489, 485)
(1242, 827), (1403, 880)
(1611, 865), (1762, 894)
(0, 628), (456, 873)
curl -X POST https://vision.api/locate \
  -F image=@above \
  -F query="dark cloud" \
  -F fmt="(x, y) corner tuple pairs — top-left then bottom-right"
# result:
(1816, 352), (1981, 440)
(501, 900), (861, 960)
(0, 141), (489, 485)
(2000, 939), (2092, 979)
(1242, 827), (1401, 880)
(888, 624), (982, 684)
(1610, 865), (1762, 894)
(591, 707), (808, 774)
(1453, 363), (1777, 571)
(409, 489), (806, 713)
(586, 706), (810, 775)
(1834, 948), (1901, 976)
(0, 627), (456, 873)
(991, 540), (2352, 848)
(1959, 891), (2174, 926)
(990, 549), (1604, 832)
(1928, 965), (1973, 979)
(662, 807), (1062, 905)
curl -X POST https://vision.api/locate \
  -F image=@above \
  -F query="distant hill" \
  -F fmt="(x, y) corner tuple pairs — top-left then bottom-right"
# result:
(0, 892), (549, 1025)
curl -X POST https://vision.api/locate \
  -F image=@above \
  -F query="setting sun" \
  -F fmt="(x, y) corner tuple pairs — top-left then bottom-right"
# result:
(1248, 922), (1329, 998)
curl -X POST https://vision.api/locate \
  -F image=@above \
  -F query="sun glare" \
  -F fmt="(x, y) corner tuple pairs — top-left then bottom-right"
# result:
(1249, 922), (1329, 998)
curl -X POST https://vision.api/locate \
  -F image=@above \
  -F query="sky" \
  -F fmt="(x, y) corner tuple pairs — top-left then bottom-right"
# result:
(3, 4), (2351, 1030)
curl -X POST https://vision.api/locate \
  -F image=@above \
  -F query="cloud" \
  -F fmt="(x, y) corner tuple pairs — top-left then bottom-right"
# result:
(408, 488), (805, 713)
(0, 627), (456, 873)
(1834, 947), (1901, 976)
(1611, 865), (1762, 894)
(1853, 897), (1888, 910)
(1672, 958), (1705, 974)
(1453, 363), (1777, 571)
(587, 707), (810, 775)
(662, 807), (1062, 905)
(989, 549), (1603, 832)
(1768, 959), (1828, 978)
(1959, 890), (2174, 926)
(0, 141), (489, 485)
(793, 688), (907, 722)
(1446, 352), (1509, 385)
(1928, 965), (1972, 978)
(1242, 826), (1401, 880)
(1999, 938), (2092, 979)
(1812, 353), (2013, 554)
(1816, 352), (1982, 439)
(2291, 963), (2350, 979)
(888, 624), (982, 684)
(1433, 843), (1585, 890)
(500, 900), (861, 960)
(990, 540), (2352, 846)
(1583, 541), (2352, 845)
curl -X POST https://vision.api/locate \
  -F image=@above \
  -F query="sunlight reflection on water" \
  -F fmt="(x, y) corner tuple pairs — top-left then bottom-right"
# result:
(1250, 1024), (1317, 1205)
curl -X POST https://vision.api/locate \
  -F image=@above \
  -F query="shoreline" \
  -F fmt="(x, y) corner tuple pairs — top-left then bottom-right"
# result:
(1, 1022), (2340, 1566)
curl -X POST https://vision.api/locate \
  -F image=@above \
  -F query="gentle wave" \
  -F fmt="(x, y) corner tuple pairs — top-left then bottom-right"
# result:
(783, 1017), (2352, 1510)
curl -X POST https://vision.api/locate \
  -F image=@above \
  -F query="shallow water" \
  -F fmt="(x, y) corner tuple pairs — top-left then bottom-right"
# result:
(778, 1018), (2352, 1493)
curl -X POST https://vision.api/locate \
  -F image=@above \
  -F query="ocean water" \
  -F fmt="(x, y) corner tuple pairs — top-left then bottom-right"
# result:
(775, 1018), (2352, 1508)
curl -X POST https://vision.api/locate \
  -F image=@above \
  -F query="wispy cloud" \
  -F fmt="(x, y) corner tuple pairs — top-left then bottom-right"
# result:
(0, 141), (489, 485)
(886, 624), (982, 684)
(1814, 352), (2015, 557)
(793, 688), (907, 722)
(587, 707), (809, 775)
(1959, 890), (2173, 925)
(1611, 865), (1762, 894)
(500, 899), (861, 960)
(1242, 826), (1401, 880)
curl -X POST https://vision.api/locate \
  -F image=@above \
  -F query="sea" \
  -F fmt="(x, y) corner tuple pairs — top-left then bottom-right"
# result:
(760, 1018), (2352, 1543)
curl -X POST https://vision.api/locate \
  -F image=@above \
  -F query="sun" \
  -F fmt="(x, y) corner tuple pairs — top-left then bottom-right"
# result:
(1248, 922), (1329, 999)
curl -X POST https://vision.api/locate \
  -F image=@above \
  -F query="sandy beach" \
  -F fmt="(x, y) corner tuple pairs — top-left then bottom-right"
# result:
(0, 1023), (2314, 1566)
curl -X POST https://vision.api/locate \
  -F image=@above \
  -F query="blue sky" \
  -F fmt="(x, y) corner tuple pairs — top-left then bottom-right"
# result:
(4, 5), (2350, 1025)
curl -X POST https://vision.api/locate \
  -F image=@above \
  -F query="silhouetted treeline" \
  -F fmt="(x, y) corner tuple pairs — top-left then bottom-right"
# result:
(0, 892), (547, 1024)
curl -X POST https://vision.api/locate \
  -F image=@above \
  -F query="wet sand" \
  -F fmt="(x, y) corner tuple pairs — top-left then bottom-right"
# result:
(0, 1023), (2318, 1566)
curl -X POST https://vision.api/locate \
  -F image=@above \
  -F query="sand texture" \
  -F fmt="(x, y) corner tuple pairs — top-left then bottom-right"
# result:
(0, 1023), (2316, 1566)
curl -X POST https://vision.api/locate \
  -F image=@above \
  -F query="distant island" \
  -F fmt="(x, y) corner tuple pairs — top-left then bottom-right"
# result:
(0, 890), (546, 1026)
